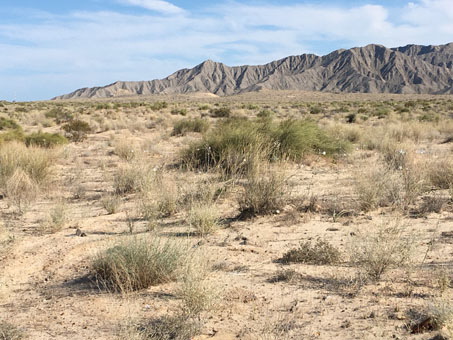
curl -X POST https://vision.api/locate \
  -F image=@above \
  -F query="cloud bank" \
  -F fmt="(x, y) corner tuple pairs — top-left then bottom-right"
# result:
(0, 0), (452, 100)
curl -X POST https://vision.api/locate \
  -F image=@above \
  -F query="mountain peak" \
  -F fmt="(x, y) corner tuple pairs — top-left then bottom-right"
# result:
(53, 42), (453, 99)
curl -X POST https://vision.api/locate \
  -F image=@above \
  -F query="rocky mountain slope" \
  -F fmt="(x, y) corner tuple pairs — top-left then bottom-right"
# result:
(54, 43), (453, 99)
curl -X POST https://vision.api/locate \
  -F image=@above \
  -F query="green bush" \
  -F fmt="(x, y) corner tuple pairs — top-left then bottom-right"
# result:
(25, 132), (68, 148)
(171, 108), (188, 116)
(210, 107), (231, 118)
(92, 237), (188, 292)
(181, 118), (349, 176)
(0, 129), (25, 144)
(0, 118), (20, 131)
(45, 107), (73, 123)
(62, 119), (91, 142)
(172, 118), (209, 136)
(149, 101), (168, 111)
(280, 240), (341, 265)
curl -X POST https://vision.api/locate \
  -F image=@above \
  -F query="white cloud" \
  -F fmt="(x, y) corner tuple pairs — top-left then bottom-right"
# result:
(119, 0), (184, 14)
(0, 0), (452, 100)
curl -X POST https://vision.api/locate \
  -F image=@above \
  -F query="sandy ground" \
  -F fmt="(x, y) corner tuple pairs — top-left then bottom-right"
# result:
(0, 93), (452, 339)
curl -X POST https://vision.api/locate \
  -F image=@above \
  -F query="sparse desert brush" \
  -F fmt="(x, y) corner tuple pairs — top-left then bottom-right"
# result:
(39, 202), (68, 233)
(280, 239), (341, 265)
(427, 158), (453, 189)
(4, 168), (38, 213)
(1, 142), (56, 184)
(349, 221), (416, 281)
(210, 107), (231, 118)
(45, 107), (73, 123)
(0, 117), (21, 131)
(239, 166), (287, 217)
(91, 236), (189, 292)
(113, 162), (153, 195)
(172, 118), (209, 136)
(180, 179), (220, 209)
(101, 194), (122, 214)
(426, 297), (453, 334)
(62, 119), (91, 142)
(113, 138), (138, 161)
(0, 320), (24, 340)
(25, 132), (68, 148)
(137, 315), (201, 340)
(189, 203), (219, 236)
(355, 159), (425, 211)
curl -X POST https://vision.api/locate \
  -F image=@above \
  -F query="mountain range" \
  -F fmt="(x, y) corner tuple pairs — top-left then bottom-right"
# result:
(54, 43), (453, 99)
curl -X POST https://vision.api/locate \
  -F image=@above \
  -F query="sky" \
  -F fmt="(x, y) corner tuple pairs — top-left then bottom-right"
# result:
(0, 0), (452, 101)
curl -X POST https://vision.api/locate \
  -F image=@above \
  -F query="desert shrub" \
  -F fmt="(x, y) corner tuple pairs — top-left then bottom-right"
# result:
(355, 162), (424, 212)
(428, 159), (453, 189)
(345, 113), (356, 123)
(189, 204), (219, 236)
(95, 103), (110, 110)
(272, 119), (350, 160)
(0, 118), (20, 131)
(4, 169), (38, 213)
(181, 118), (349, 176)
(25, 132), (67, 148)
(39, 202), (67, 233)
(45, 107), (73, 123)
(113, 139), (137, 161)
(101, 194), (121, 214)
(0, 142), (55, 186)
(139, 315), (201, 340)
(91, 236), (188, 292)
(149, 101), (168, 111)
(210, 107), (231, 118)
(309, 106), (322, 114)
(171, 108), (187, 116)
(113, 163), (152, 195)
(62, 119), (91, 142)
(427, 298), (453, 333)
(0, 321), (24, 340)
(0, 129), (25, 144)
(239, 168), (286, 217)
(172, 118), (209, 136)
(280, 239), (341, 265)
(257, 109), (273, 119)
(268, 269), (299, 283)
(349, 222), (415, 281)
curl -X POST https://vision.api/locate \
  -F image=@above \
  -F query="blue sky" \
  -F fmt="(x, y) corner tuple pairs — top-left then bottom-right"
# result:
(1, 0), (452, 101)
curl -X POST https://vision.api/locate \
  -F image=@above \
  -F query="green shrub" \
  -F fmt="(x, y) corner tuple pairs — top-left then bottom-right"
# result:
(62, 119), (91, 142)
(280, 239), (341, 265)
(210, 107), (231, 118)
(0, 118), (20, 131)
(310, 106), (322, 114)
(171, 108), (187, 116)
(149, 101), (168, 111)
(181, 118), (349, 176)
(0, 129), (25, 144)
(172, 118), (209, 136)
(25, 132), (68, 148)
(91, 237), (188, 292)
(45, 107), (73, 123)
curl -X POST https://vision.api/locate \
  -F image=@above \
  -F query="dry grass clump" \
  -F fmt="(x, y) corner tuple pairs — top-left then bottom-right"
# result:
(25, 132), (68, 148)
(172, 118), (209, 136)
(113, 138), (138, 161)
(101, 194), (122, 214)
(239, 167), (287, 217)
(280, 239), (341, 265)
(427, 159), (453, 189)
(39, 202), (68, 233)
(0, 142), (56, 186)
(349, 222), (416, 281)
(427, 298), (453, 334)
(0, 321), (24, 340)
(355, 159), (425, 212)
(189, 203), (219, 236)
(113, 162), (153, 195)
(92, 236), (189, 292)
(137, 316), (201, 340)
(4, 169), (38, 213)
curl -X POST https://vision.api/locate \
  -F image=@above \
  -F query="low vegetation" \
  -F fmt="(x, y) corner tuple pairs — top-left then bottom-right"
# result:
(92, 236), (189, 292)
(280, 239), (341, 265)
